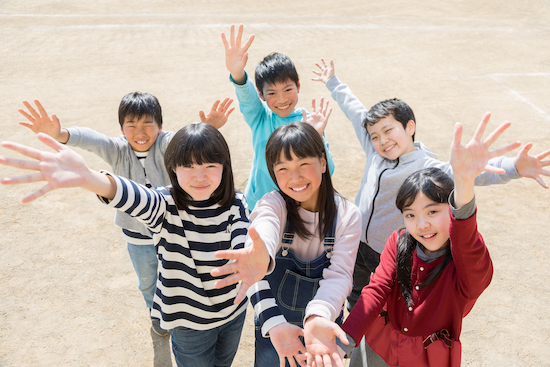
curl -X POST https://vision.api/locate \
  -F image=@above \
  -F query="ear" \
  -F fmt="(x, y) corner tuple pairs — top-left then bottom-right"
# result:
(406, 120), (416, 137)
(296, 79), (301, 93)
(321, 154), (327, 174)
(121, 127), (126, 136)
(257, 88), (265, 101)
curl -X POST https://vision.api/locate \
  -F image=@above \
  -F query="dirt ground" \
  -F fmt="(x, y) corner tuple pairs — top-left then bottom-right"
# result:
(1, 1), (550, 366)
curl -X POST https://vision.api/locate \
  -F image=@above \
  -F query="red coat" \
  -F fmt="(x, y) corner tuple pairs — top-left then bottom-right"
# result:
(342, 209), (493, 367)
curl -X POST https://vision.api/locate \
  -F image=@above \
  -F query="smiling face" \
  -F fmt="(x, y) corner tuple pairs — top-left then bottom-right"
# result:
(259, 79), (300, 117)
(402, 191), (451, 254)
(121, 114), (162, 152)
(273, 149), (326, 212)
(367, 115), (416, 160)
(173, 162), (224, 202)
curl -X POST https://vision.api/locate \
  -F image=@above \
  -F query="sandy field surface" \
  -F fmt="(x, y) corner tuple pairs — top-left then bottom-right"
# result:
(1, 1), (549, 366)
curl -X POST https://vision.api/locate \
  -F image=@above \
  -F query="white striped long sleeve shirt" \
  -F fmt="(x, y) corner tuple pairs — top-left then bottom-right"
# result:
(101, 173), (250, 330)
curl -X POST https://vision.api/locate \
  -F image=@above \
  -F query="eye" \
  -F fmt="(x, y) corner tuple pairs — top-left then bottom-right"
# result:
(404, 213), (414, 219)
(385, 128), (393, 134)
(371, 136), (378, 141)
(428, 210), (438, 215)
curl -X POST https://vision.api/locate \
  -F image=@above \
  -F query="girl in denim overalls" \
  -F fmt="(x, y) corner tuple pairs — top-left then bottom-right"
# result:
(230, 122), (361, 367)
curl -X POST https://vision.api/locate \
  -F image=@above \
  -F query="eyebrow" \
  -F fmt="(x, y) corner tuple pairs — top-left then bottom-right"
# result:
(264, 83), (294, 92)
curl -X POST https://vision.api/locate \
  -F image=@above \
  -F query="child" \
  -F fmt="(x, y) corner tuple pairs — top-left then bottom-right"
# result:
(0, 123), (249, 367)
(18, 95), (234, 336)
(222, 24), (336, 210)
(312, 59), (550, 366)
(212, 123), (361, 367)
(303, 116), (522, 367)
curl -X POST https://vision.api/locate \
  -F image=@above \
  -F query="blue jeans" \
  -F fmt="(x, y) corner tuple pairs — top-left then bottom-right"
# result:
(170, 310), (246, 367)
(126, 242), (158, 309)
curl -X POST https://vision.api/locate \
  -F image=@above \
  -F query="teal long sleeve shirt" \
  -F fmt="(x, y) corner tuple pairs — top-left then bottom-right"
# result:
(232, 72), (335, 210)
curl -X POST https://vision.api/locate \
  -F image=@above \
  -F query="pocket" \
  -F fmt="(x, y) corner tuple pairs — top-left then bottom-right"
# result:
(277, 269), (321, 312)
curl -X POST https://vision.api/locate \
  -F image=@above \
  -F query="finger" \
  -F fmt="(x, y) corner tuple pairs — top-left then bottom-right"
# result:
(225, 107), (236, 119)
(34, 100), (49, 117)
(518, 142), (533, 157)
(213, 271), (240, 288)
(318, 97), (325, 113)
(483, 164), (506, 175)
(302, 110), (308, 123)
(489, 141), (521, 158)
(219, 97), (231, 110)
(306, 352), (312, 367)
(535, 176), (549, 188)
(36, 132), (65, 152)
(242, 34), (255, 52)
(331, 352), (345, 367)
(0, 141), (44, 161)
(211, 258), (239, 275)
(22, 100), (40, 119)
(18, 108), (35, 122)
(221, 32), (229, 49)
(232, 284), (247, 304)
(295, 353), (307, 367)
(22, 184), (53, 204)
(451, 122), (463, 151)
(541, 168), (550, 176)
(210, 99), (221, 112)
(18, 121), (34, 129)
(288, 356), (297, 367)
(315, 354), (324, 367)
(482, 121), (512, 148)
(236, 24), (243, 48)
(230, 24), (235, 46)
(535, 147), (550, 161)
(322, 354), (333, 367)
(311, 98), (317, 113)
(329, 59), (334, 69)
(52, 114), (60, 125)
(472, 112), (491, 141)
(324, 107), (332, 122)
(1, 171), (43, 184)
(199, 110), (206, 123)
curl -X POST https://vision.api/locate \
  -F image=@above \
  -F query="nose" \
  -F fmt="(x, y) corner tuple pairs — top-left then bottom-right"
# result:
(194, 169), (207, 181)
(417, 217), (429, 230)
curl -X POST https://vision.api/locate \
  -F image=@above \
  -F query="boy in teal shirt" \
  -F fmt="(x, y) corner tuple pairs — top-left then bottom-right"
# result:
(222, 24), (335, 210)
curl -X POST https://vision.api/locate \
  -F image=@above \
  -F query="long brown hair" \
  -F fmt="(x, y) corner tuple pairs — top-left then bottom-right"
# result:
(265, 123), (337, 240)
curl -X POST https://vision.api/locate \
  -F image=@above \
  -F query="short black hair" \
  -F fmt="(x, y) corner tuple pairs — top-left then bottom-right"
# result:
(255, 52), (299, 95)
(164, 123), (235, 209)
(118, 92), (163, 128)
(363, 98), (416, 141)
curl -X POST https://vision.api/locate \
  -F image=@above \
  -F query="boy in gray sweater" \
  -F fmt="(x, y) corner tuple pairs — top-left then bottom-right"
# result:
(312, 59), (550, 367)
(18, 94), (234, 336)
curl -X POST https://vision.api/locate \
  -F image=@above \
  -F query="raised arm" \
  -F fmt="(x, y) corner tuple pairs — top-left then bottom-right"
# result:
(450, 112), (520, 206)
(222, 24), (255, 85)
(18, 100), (70, 143)
(0, 133), (116, 203)
(199, 97), (236, 129)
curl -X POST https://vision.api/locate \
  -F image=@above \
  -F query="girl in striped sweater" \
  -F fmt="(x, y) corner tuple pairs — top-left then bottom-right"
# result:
(0, 122), (250, 367)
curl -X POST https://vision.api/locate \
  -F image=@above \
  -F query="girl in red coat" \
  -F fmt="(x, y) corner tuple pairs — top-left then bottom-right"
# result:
(303, 113), (522, 367)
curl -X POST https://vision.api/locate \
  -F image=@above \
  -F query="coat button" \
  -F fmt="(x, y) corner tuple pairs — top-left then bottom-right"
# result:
(404, 327), (408, 332)
(420, 266), (424, 271)
(415, 286), (420, 290)
(408, 307), (413, 311)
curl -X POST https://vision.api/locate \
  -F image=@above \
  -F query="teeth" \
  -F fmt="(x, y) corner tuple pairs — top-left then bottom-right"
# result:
(422, 234), (435, 239)
(384, 144), (395, 152)
(291, 185), (307, 192)
(277, 104), (291, 110)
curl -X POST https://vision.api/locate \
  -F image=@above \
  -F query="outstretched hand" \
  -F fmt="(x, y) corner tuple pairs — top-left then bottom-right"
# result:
(199, 97), (235, 129)
(302, 97), (332, 136)
(450, 112), (520, 182)
(222, 24), (255, 83)
(0, 133), (94, 203)
(304, 316), (347, 367)
(210, 227), (270, 304)
(312, 59), (335, 85)
(513, 143), (550, 188)
(270, 323), (307, 367)
(18, 100), (68, 142)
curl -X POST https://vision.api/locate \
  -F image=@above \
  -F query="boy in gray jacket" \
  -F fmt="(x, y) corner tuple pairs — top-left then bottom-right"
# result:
(312, 59), (550, 367)
(18, 94), (234, 336)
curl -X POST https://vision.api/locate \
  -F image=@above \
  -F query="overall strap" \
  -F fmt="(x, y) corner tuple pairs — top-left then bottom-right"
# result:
(323, 195), (339, 259)
(280, 218), (294, 256)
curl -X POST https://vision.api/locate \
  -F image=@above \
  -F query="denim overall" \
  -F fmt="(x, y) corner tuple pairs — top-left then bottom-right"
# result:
(254, 208), (343, 367)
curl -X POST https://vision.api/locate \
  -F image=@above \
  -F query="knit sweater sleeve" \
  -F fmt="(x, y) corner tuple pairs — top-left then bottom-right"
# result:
(341, 231), (399, 345)
(449, 208), (493, 300)
(325, 76), (370, 151)
(65, 127), (128, 168)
